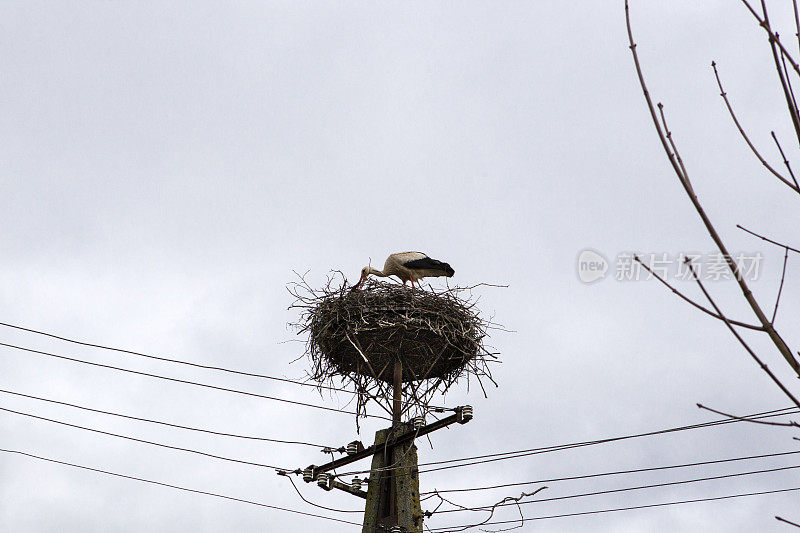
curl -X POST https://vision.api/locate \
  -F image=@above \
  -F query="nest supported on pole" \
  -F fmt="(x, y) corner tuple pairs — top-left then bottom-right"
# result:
(288, 272), (500, 425)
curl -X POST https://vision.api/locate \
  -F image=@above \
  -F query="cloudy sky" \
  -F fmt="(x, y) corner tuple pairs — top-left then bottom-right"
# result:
(2, 1), (800, 531)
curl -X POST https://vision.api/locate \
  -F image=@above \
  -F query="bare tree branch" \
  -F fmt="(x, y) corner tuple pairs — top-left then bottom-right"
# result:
(625, 2), (690, 187)
(752, 0), (800, 148)
(633, 255), (763, 331)
(657, 102), (693, 193)
(793, 0), (800, 57)
(773, 247), (789, 325)
(779, 42), (800, 128)
(737, 224), (800, 254)
(626, 0), (800, 376)
(771, 131), (800, 189)
(712, 61), (800, 194)
(741, 0), (800, 75)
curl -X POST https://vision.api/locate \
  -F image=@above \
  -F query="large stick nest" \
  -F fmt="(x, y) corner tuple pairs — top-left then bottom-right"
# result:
(288, 272), (499, 422)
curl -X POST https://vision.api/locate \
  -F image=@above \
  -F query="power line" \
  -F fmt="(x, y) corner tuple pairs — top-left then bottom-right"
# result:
(421, 449), (800, 495)
(336, 406), (799, 476)
(413, 406), (799, 474)
(0, 321), (353, 394)
(0, 321), (448, 410)
(0, 405), (290, 471)
(425, 485), (800, 531)
(283, 474), (362, 514)
(430, 463), (800, 514)
(0, 448), (361, 527)
(0, 388), (333, 449)
(0, 341), (391, 420)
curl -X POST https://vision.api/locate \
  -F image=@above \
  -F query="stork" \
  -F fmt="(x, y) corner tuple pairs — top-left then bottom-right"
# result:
(355, 251), (455, 289)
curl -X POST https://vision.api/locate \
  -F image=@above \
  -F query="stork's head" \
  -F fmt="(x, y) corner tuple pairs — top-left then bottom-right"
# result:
(352, 266), (370, 290)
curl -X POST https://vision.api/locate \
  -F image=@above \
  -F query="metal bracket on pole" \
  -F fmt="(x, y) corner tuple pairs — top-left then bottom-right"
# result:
(300, 405), (473, 484)
(329, 478), (368, 499)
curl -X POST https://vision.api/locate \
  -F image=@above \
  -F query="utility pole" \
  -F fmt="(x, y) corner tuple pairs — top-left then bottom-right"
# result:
(295, 405), (473, 533)
(362, 421), (421, 532)
(363, 359), (419, 532)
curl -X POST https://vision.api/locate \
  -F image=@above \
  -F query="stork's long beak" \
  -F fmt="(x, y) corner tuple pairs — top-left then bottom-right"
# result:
(350, 275), (366, 290)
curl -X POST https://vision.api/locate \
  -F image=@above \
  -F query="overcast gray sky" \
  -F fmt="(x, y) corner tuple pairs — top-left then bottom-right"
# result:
(2, 2), (800, 532)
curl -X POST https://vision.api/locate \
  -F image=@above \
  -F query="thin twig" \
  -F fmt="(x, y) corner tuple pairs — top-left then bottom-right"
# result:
(771, 131), (800, 189)
(634, 256), (763, 331)
(711, 61), (799, 193)
(780, 45), (800, 133)
(737, 224), (800, 254)
(459, 283), (510, 290)
(757, 0), (800, 149)
(794, 0), (800, 58)
(625, 1), (689, 186)
(741, 0), (800, 75)
(657, 102), (693, 194)
(772, 247), (789, 325)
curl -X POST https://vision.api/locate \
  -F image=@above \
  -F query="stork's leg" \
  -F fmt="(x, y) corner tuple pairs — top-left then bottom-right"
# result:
(411, 278), (415, 290)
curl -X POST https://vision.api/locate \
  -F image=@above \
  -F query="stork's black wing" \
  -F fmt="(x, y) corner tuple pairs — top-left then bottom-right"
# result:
(403, 256), (455, 277)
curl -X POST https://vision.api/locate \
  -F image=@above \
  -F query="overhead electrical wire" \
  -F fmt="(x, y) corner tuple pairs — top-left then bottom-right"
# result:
(0, 388), (334, 449)
(413, 407), (800, 475)
(428, 463), (800, 514)
(424, 486), (800, 531)
(0, 321), (437, 410)
(0, 341), (391, 420)
(0, 320), (446, 409)
(335, 406), (799, 477)
(420, 449), (800, 495)
(0, 405), (290, 471)
(283, 474), (362, 514)
(0, 448), (361, 527)
(7, 320), (799, 528)
(0, 321), (352, 392)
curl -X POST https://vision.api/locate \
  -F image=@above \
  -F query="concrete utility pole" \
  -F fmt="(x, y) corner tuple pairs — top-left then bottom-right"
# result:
(362, 359), (421, 532)
(361, 421), (422, 533)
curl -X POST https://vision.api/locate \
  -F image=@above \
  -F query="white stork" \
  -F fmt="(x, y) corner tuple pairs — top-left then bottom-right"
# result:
(355, 251), (455, 289)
